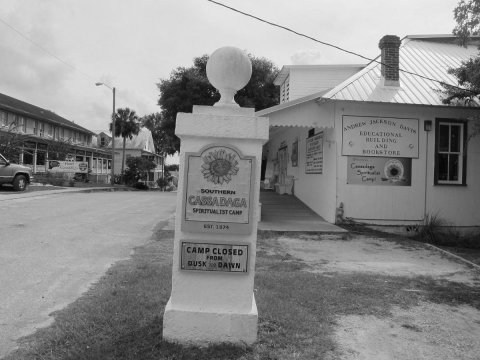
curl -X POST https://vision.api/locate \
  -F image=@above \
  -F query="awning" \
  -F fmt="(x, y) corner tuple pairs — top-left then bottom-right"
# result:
(256, 90), (334, 129)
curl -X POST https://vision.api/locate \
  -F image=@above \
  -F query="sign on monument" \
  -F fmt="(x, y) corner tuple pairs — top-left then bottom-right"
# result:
(180, 242), (249, 272)
(182, 144), (255, 234)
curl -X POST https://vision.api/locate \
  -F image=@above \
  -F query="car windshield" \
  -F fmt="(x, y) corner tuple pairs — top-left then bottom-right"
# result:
(0, 154), (8, 165)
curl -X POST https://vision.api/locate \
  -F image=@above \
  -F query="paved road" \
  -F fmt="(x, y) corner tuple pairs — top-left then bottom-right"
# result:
(0, 191), (177, 357)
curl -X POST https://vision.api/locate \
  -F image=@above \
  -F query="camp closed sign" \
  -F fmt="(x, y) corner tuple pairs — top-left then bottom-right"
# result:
(181, 242), (249, 273)
(182, 145), (255, 235)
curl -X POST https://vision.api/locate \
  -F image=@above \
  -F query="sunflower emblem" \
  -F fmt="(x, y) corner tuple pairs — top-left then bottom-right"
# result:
(382, 159), (405, 182)
(201, 149), (239, 184)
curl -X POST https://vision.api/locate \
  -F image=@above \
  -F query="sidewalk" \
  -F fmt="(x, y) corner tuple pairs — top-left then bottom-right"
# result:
(0, 184), (117, 201)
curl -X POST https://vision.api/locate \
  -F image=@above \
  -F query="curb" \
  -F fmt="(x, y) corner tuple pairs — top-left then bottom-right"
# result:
(425, 243), (480, 271)
(0, 187), (120, 201)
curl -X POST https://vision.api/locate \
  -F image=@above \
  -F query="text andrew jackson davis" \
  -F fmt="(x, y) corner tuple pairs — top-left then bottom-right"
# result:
(342, 115), (419, 158)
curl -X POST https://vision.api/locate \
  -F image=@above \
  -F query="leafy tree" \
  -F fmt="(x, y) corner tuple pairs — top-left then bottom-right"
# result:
(157, 53), (279, 152)
(453, 0), (480, 45)
(443, 0), (480, 104)
(141, 113), (178, 156)
(442, 0), (480, 143)
(47, 138), (74, 161)
(123, 156), (156, 186)
(1, 123), (73, 164)
(141, 112), (178, 183)
(110, 107), (140, 176)
(0, 123), (23, 161)
(165, 164), (179, 172)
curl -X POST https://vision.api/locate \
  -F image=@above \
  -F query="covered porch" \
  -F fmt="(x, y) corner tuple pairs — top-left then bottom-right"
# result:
(258, 189), (346, 233)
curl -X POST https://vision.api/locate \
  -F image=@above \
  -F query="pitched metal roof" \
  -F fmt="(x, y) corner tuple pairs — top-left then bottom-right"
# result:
(322, 35), (480, 106)
(111, 127), (157, 154)
(0, 92), (94, 134)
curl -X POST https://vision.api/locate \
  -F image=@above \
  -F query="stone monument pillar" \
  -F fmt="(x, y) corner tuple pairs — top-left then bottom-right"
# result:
(162, 46), (269, 345)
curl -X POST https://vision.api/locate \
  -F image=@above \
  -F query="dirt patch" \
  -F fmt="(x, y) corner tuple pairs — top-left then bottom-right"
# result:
(273, 234), (480, 286)
(261, 233), (480, 360)
(334, 302), (480, 360)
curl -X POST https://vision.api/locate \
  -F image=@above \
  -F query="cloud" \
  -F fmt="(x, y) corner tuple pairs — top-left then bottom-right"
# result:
(0, 3), (74, 110)
(290, 49), (324, 65)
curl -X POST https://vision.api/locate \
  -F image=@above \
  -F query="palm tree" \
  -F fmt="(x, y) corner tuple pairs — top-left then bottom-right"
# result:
(110, 107), (140, 177)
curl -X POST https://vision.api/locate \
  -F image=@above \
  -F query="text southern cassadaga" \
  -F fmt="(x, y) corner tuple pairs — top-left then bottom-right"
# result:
(188, 188), (247, 215)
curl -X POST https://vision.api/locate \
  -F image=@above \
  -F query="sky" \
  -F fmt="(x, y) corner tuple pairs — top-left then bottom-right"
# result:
(0, 0), (462, 134)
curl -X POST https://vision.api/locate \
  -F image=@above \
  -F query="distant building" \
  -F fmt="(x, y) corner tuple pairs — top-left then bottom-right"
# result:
(0, 92), (112, 183)
(106, 127), (164, 187)
(258, 35), (480, 230)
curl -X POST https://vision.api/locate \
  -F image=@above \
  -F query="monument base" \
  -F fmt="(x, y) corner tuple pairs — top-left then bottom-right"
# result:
(162, 295), (258, 345)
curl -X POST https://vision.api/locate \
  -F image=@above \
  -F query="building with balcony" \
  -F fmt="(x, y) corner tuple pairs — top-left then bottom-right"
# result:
(0, 92), (112, 183)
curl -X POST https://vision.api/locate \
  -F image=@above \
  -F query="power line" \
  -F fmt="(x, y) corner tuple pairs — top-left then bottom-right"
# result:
(0, 16), (97, 82)
(207, 0), (475, 94)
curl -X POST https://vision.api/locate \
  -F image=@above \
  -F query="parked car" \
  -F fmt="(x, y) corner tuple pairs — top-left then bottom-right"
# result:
(0, 153), (33, 191)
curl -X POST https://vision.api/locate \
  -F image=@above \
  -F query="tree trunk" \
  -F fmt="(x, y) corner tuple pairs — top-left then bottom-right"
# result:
(162, 152), (166, 181)
(121, 136), (126, 180)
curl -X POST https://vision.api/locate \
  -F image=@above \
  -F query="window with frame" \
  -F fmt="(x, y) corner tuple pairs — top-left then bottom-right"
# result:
(23, 151), (34, 166)
(0, 111), (7, 126)
(8, 113), (16, 128)
(18, 116), (26, 133)
(435, 119), (466, 185)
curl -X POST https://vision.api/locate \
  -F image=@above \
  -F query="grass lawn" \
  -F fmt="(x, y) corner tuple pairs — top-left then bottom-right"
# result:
(5, 230), (480, 360)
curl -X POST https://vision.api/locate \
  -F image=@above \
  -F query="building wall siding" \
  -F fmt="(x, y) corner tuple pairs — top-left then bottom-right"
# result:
(265, 99), (480, 226)
(334, 102), (480, 226)
(264, 102), (337, 222)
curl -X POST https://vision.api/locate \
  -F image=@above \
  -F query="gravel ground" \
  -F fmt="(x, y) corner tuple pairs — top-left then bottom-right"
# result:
(266, 233), (480, 360)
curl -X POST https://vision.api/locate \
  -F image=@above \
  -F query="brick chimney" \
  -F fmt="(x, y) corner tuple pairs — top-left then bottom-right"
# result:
(378, 35), (401, 86)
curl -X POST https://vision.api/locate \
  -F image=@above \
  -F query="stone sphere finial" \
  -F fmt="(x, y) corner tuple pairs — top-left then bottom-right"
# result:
(206, 46), (252, 107)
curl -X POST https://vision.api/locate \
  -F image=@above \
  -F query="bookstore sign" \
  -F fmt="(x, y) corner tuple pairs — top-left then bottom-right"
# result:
(342, 115), (419, 158)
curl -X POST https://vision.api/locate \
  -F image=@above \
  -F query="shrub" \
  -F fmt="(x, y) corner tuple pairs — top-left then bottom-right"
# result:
(114, 174), (124, 185)
(157, 177), (169, 189)
(35, 172), (70, 186)
(133, 182), (149, 190)
(415, 213), (480, 249)
(165, 164), (179, 172)
(417, 213), (446, 244)
(123, 157), (156, 186)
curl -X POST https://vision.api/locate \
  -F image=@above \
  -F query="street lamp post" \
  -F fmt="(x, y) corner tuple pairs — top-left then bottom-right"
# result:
(95, 82), (116, 186)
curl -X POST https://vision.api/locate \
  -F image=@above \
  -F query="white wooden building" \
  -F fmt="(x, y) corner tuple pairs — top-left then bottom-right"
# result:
(258, 35), (480, 230)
